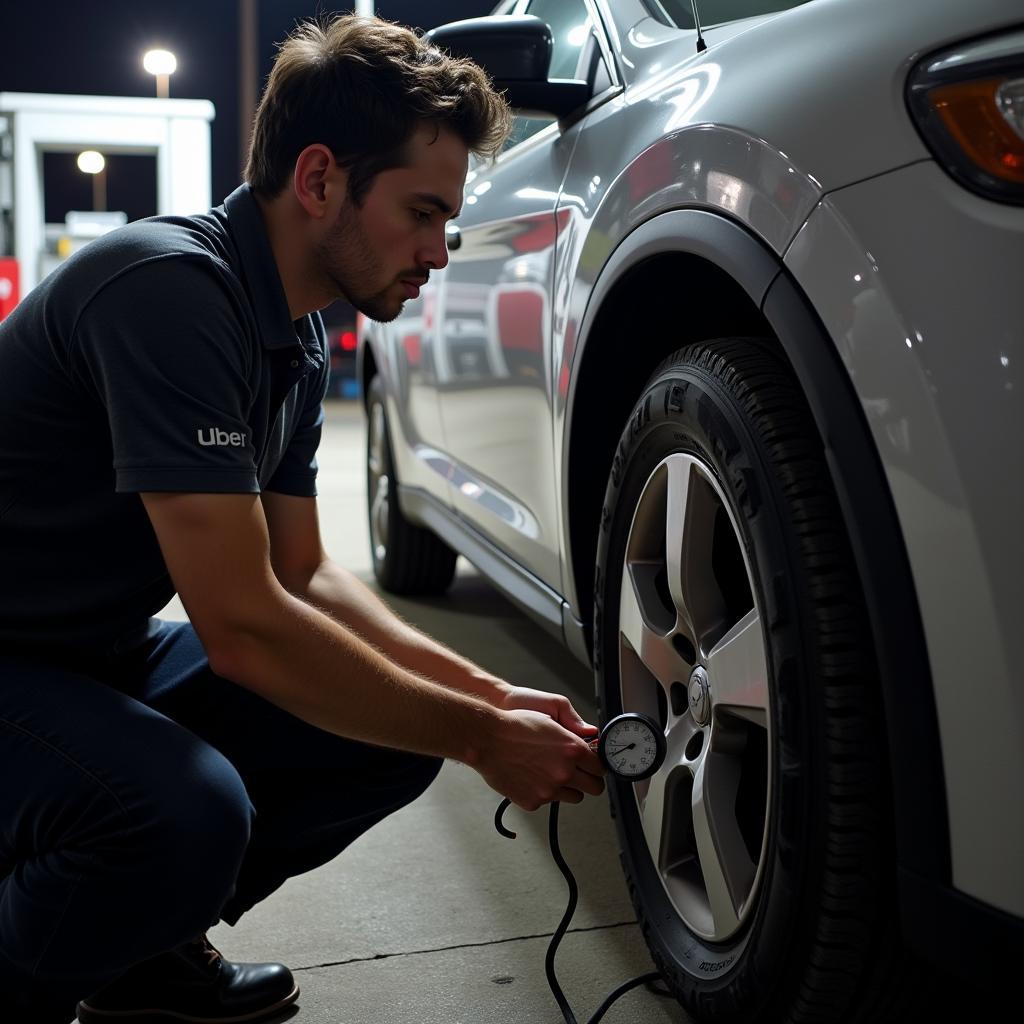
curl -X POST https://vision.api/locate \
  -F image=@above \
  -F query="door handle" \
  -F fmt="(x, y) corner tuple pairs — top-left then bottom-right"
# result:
(445, 223), (462, 251)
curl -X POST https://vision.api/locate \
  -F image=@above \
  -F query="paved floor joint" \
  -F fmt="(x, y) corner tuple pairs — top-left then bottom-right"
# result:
(293, 920), (640, 972)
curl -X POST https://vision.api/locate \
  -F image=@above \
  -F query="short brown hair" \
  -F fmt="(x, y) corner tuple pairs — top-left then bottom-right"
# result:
(245, 15), (512, 202)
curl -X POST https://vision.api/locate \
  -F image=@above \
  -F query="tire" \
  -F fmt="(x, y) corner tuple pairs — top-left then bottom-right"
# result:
(594, 338), (908, 1023)
(366, 375), (457, 595)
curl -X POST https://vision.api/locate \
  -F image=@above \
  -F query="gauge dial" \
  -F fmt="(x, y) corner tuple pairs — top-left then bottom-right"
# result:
(598, 713), (666, 781)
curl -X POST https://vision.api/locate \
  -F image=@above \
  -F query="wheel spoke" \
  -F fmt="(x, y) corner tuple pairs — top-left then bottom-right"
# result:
(639, 763), (669, 863)
(664, 456), (692, 614)
(620, 562), (689, 690)
(706, 608), (769, 729)
(665, 456), (721, 651)
(637, 718), (690, 866)
(691, 748), (755, 938)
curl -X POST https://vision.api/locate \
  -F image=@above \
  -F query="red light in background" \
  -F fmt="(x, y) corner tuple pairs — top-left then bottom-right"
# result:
(339, 330), (357, 351)
(402, 334), (422, 365)
(0, 258), (19, 321)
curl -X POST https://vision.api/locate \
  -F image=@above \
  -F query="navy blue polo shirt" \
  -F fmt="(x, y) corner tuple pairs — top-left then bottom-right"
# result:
(0, 184), (329, 655)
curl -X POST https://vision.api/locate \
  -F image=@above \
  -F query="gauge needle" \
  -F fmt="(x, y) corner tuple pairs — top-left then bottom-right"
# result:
(609, 743), (636, 755)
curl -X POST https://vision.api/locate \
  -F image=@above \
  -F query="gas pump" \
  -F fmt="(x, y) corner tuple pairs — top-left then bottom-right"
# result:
(0, 92), (214, 320)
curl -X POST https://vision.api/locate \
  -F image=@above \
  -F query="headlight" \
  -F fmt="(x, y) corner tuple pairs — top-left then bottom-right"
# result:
(907, 28), (1024, 205)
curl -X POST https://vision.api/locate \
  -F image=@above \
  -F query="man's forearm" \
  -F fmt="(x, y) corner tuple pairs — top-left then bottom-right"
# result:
(209, 583), (498, 764)
(143, 491), (604, 809)
(296, 558), (509, 704)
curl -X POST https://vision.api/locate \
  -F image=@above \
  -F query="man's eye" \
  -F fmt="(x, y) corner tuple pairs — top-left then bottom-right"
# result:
(413, 209), (432, 222)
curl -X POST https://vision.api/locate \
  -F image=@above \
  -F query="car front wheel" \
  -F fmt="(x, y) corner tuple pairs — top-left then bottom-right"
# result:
(595, 338), (908, 1022)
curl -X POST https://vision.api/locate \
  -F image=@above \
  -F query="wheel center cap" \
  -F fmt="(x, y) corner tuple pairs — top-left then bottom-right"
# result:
(688, 667), (710, 726)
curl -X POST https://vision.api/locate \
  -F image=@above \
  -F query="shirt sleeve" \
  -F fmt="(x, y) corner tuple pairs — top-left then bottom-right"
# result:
(68, 254), (260, 495)
(264, 317), (329, 497)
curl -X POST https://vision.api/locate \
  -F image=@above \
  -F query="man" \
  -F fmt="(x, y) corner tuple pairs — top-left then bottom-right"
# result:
(0, 16), (604, 1024)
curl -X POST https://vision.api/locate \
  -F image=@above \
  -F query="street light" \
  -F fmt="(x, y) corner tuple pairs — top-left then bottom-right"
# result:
(143, 49), (177, 99)
(77, 150), (107, 212)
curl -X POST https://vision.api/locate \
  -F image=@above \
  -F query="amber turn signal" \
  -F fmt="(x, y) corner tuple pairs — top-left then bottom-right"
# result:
(930, 77), (1024, 184)
(908, 32), (1024, 205)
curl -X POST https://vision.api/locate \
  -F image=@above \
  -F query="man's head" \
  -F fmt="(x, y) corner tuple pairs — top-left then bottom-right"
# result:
(245, 15), (512, 321)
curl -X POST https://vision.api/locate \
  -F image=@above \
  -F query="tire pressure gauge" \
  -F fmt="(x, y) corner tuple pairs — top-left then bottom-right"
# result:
(594, 713), (666, 781)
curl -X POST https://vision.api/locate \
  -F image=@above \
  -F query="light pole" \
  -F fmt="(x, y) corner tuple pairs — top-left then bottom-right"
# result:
(143, 49), (177, 99)
(239, 0), (257, 167)
(77, 150), (107, 212)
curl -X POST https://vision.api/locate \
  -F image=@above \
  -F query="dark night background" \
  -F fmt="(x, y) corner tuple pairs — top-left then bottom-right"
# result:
(0, 1), (495, 222)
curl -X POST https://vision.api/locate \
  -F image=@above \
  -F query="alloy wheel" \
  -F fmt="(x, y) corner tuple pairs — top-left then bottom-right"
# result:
(618, 452), (772, 942)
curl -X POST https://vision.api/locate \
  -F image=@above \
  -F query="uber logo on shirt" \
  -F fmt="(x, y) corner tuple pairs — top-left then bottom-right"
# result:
(197, 428), (247, 448)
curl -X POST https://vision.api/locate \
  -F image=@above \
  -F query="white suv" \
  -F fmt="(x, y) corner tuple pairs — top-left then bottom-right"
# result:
(358, 1), (1024, 1019)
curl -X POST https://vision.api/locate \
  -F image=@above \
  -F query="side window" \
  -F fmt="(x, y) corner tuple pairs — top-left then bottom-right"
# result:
(525, 0), (593, 80)
(501, 0), (601, 153)
(502, 115), (559, 152)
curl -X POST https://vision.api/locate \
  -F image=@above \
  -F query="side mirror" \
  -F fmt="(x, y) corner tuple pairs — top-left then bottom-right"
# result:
(425, 15), (591, 119)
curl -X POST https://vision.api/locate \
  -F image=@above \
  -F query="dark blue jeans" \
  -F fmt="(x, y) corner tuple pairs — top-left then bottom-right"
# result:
(0, 620), (443, 1019)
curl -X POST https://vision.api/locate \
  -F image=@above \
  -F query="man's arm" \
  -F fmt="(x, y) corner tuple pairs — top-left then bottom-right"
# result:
(260, 491), (596, 734)
(142, 491), (604, 810)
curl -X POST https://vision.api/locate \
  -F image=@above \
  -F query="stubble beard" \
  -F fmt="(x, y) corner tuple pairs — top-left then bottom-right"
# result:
(316, 204), (405, 323)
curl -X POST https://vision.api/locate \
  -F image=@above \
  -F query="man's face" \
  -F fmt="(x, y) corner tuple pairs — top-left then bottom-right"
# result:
(316, 124), (468, 322)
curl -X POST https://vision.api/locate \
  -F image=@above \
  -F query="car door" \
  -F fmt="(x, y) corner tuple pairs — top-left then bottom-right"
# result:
(369, 252), (457, 507)
(434, 0), (611, 593)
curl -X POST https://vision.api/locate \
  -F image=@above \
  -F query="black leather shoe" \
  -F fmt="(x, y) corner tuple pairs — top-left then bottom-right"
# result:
(76, 934), (299, 1022)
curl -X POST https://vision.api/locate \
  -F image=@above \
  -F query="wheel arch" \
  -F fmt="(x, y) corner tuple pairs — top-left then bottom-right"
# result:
(563, 210), (780, 641)
(562, 207), (951, 915)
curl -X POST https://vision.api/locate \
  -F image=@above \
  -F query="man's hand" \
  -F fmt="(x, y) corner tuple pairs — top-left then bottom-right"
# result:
(473, 708), (605, 811)
(495, 685), (599, 740)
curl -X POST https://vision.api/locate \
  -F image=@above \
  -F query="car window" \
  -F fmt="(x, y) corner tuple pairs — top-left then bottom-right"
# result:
(524, 0), (593, 80)
(649, 0), (813, 29)
(499, 0), (602, 153)
(503, 115), (559, 151)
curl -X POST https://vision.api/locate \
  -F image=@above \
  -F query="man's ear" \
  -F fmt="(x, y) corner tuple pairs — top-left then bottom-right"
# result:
(292, 144), (348, 219)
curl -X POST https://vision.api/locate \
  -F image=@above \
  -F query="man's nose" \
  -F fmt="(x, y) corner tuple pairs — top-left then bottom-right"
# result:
(419, 226), (450, 272)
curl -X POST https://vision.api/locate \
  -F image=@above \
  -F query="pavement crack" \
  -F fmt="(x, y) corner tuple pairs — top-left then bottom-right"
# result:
(294, 920), (639, 972)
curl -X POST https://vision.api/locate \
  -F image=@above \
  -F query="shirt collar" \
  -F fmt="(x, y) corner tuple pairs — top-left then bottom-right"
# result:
(224, 183), (309, 351)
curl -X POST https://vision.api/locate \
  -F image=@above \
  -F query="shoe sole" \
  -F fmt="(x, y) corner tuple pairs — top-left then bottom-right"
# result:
(75, 982), (299, 1023)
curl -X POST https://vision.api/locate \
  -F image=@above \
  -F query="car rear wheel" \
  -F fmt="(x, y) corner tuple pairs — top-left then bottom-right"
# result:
(366, 375), (457, 595)
(595, 338), (908, 1022)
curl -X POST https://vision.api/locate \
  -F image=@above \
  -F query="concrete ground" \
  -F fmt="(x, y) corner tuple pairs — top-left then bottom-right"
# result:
(157, 398), (690, 1024)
